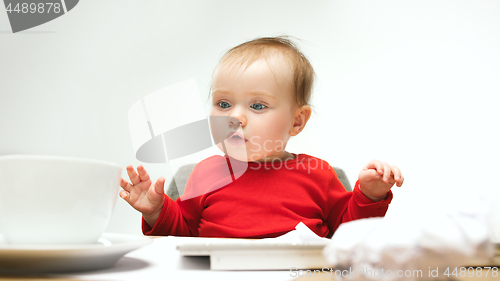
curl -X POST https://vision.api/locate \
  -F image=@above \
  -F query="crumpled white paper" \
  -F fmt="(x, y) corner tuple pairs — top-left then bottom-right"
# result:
(323, 193), (494, 281)
(268, 222), (331, 243)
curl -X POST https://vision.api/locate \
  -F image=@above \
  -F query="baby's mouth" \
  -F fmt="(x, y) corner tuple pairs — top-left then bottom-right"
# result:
(226, 131), (247, 146)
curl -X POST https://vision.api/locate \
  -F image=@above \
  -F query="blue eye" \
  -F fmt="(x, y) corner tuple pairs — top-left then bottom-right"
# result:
(218, 102), (231, 109)
(251, 103), (266, 110)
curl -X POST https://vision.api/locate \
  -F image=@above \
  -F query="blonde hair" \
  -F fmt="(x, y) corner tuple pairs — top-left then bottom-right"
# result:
(214, 36), (315, 107)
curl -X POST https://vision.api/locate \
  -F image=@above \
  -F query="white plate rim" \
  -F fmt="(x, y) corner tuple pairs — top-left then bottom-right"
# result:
(0, 233), (154, 273)
(0, 233), (153, 251)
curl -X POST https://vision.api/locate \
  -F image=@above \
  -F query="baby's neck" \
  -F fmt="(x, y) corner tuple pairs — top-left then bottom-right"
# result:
(255, 151), (295, 163)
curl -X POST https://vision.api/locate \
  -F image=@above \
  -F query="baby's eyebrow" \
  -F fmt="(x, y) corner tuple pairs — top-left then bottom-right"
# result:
(212, 90), (230, 97)
(212, 90), (278, 101)
(247, 91), (278, 101)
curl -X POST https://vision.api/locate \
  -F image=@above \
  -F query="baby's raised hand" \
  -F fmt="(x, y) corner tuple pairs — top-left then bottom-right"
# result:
(120, 165), (165, 226)
(358, 160), (404, 201)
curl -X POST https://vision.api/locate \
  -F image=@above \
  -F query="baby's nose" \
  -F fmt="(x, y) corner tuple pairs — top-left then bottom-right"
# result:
(228, 116), (243, 129)
(228, 116), (241, 125)
(229, 109), (246, 127)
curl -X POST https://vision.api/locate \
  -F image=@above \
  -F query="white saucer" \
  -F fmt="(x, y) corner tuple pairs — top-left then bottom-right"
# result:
(0, 233), (153, 273)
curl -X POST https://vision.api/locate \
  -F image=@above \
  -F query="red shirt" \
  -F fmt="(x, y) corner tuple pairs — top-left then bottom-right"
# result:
(142, 154), (392, 238)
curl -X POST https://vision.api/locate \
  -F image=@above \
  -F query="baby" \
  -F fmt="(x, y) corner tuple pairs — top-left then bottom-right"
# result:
(120, 37), (404, 238)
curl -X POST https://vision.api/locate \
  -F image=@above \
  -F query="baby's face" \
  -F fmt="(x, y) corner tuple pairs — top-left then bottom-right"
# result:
(210, 58), (297, 162)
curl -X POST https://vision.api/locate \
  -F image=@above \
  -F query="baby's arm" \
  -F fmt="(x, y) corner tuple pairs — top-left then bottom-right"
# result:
(326, 161), (401, 234)
(119, 165), (165, 227)
(358, 160), (404, 201)
(120, 165), (201, 236)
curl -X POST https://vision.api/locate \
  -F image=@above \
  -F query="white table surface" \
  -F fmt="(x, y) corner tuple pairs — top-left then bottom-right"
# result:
(46, 236), (297, 281)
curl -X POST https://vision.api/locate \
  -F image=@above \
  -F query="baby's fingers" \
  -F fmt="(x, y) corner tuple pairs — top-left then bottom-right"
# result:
(137, 165), (151, 182)
(126, 165), (141, 185)
(359, 168), (381, 182)
(146, 177), (165, 205)
(153, 177), (165, 195)
(119, 177), (133, 202)
(391, 165), (404, 187)
(119, 190), (130, 201)
(365, 160), (384, 175)
(381, 162), (392, 183)
(120, 178), (133, 192)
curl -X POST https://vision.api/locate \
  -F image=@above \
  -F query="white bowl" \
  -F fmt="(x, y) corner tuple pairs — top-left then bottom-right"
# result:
(0, 155), (121, 245)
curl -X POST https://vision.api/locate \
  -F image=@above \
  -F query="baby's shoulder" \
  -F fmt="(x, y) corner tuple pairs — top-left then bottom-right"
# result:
(193, 155), (227, 172)
(286, 154), (336, 179)
(296, 154), (333, 170)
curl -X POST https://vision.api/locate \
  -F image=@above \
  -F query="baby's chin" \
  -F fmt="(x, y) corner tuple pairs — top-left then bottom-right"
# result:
(216, 144), (283, 163)
(215, 143), (263, 162)
(216, 143), (247, 161)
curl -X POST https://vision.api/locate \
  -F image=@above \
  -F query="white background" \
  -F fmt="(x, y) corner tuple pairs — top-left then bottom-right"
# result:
(1, 0), (499, 238)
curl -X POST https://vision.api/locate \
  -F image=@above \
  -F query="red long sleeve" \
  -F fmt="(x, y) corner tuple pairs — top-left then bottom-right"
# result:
(142, 154), (392, 238)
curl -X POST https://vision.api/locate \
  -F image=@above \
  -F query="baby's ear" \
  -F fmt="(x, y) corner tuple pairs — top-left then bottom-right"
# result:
(290, 105), (311, 136)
